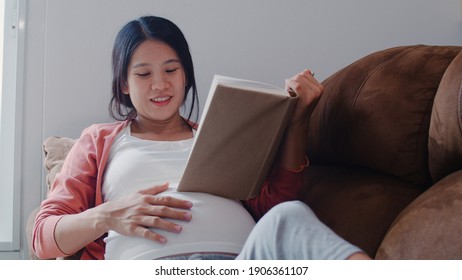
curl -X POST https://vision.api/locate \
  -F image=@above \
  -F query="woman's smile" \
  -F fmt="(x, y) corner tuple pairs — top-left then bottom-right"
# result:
(151, 95), (172, 106)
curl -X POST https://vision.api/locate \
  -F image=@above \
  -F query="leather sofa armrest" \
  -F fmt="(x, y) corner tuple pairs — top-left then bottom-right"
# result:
(376, 170), (462, 259)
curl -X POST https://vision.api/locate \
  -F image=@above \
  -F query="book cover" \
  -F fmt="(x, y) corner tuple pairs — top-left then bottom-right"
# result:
(177, 75), (298, 200)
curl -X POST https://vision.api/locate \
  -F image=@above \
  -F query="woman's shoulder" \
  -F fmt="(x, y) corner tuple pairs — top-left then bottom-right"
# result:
(77, 121), (130, 144)
(82, 120), (129, 135)
(67, 121), (129, 157)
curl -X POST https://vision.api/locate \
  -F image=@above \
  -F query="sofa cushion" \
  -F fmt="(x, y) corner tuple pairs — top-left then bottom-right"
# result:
(302, 165), (422, 258)
(375, 170), (462, 259)
(308, 45), (462, 187)
(43, 136), (76, 190)
(428, 50), (462, 183)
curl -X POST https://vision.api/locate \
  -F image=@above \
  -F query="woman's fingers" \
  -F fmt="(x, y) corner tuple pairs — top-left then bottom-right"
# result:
(149, 194), (193, 210)
(133, 225), (168, 244)
(142, 202), (193, 221)
(131, 204), (191, 244)
(284, 69), (324, 127)
(286, 70), (323, 101)
(139, 183), (193, 210)
(138, 182), (170, 195)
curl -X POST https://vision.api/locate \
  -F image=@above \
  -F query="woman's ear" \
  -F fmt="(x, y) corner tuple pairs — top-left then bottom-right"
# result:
(122, 82), (129, 95)
(183, 71), (188, 88)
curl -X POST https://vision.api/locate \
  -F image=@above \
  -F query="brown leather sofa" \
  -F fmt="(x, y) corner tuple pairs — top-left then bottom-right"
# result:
(28, 45), (462, 259)
(303, 44), (462, 259)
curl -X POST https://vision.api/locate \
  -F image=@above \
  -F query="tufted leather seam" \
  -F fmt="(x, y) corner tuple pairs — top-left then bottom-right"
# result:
(459, 81), (462, 134)
(351, 47), (409, 111)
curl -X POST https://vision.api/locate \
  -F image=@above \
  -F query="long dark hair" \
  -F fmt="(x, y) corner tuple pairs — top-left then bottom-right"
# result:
(109, 15), (198, 123)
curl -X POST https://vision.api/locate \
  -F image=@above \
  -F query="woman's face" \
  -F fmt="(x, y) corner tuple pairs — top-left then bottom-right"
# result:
(124, 39), (186, 124)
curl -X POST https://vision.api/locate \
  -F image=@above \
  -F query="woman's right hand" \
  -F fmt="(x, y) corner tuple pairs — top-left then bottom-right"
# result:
(98, 183), (193, 244)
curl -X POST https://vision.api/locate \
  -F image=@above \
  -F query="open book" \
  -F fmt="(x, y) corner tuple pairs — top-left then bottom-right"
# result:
(177, 75), (298, 200)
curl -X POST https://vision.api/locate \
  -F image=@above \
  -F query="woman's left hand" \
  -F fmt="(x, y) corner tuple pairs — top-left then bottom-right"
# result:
(285, 69), (324, 126)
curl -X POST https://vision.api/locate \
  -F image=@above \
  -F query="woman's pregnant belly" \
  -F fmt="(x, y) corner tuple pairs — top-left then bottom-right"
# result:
(104, 189), (256, 259)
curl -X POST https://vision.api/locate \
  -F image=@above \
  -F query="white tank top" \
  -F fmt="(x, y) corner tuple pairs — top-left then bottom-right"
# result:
(102, 125), (256, 259)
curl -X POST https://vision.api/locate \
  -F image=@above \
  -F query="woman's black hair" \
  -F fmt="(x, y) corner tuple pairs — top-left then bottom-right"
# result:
(109, 15), (198, 123)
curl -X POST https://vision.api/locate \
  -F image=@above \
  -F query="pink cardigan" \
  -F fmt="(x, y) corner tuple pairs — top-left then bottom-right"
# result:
(33, 120), (304, 260)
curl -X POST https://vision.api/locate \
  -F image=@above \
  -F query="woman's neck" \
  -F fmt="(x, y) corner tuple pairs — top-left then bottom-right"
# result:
(130, 116), (193, 141)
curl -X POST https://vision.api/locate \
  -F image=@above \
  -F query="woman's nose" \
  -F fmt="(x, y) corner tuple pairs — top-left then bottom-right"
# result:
(151, 78), (168, 91)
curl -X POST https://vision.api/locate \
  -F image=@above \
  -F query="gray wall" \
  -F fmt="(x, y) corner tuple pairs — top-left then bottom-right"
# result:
(19, 0), (462, 259)
(39, 0), (462, 138)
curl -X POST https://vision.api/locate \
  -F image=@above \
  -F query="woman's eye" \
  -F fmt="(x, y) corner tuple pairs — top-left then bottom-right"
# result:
(166, 68), (179, 74)
(136, 73), (151, 77)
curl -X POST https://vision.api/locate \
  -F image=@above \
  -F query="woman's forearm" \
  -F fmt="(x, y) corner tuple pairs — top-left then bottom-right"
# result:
(281, 70), (323, 171)
(54, 207), (108, 256)
(279, 121), (310, 172)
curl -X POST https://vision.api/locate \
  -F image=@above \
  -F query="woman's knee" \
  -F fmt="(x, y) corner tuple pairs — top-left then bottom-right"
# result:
(266, 200), (315, 221)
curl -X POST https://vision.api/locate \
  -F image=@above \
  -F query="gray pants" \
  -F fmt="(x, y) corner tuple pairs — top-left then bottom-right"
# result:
(161, 201), (362, 260)
(236, 201), (362, 260)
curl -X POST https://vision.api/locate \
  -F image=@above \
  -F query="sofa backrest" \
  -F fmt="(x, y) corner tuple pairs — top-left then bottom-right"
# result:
(307, 45), (462, 188)
(428, 49), (462, 183)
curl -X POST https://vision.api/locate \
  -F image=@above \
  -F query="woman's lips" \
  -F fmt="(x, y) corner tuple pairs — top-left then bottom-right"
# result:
(151, 96), (172, 106)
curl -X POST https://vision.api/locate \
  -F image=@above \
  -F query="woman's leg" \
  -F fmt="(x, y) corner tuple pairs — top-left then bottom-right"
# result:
(237, 201), (369, 260)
